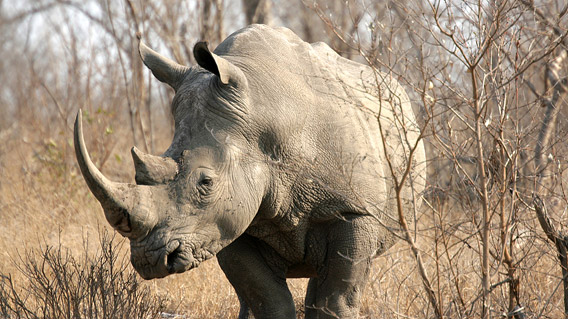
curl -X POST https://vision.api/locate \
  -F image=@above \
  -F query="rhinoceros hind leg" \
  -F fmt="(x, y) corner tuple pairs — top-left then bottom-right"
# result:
(304, 215), (377, 319)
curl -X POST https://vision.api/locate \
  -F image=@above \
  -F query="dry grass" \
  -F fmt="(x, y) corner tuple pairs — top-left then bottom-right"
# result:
(2, 0), (566, 316)
(0, 120), (565, 318)
(0, 114), (565, 318)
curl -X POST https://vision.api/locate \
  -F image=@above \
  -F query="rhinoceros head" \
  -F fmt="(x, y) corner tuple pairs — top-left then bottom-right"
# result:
(75, 39), (268, 279)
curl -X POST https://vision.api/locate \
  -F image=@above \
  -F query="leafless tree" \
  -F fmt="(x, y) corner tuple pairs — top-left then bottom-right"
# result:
(309, 0), (568, 318)
(242, 0), (271, 25)
(2, 0), (568, 318)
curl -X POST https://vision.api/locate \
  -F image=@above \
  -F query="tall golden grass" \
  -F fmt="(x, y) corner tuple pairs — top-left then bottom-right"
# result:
(0, 117), (564, 318)
(1, 1), (567, 316)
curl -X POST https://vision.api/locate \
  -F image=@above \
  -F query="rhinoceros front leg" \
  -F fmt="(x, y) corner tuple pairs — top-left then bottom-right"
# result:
(236, 295), (252, 319)
(217, 234), (296, 319)
(304, 215), (378, 319)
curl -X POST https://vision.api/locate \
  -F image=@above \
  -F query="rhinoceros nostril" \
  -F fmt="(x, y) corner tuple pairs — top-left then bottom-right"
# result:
(167, 248), (180, 265)
(167, 246), (182, 273)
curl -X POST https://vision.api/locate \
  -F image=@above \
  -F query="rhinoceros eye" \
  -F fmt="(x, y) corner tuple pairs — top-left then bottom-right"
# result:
(199, 176), (214, 187)
(197, 176), (214, 197)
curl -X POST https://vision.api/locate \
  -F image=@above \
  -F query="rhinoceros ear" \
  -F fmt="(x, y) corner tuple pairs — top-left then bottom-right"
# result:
(138, 38), (189, 91)
(193, 42), (246, 87)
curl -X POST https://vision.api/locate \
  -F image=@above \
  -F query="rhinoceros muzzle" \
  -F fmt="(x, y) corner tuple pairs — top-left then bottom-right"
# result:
(74, 110), (162, 239)
(128, 239), (194, 279)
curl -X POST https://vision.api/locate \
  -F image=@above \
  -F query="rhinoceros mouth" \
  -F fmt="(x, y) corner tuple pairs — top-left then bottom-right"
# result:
(166, 240), (219, 274)
(166, 241), (196, 274)
(133, 238), (220, 279)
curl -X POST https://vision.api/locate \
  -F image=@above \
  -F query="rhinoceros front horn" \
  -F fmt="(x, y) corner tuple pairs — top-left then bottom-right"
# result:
(74, 110), (154, 238)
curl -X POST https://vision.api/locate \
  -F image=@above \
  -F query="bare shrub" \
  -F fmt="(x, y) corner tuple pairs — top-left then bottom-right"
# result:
(0, 231), (167, 319)
(3, 0), (568, 317)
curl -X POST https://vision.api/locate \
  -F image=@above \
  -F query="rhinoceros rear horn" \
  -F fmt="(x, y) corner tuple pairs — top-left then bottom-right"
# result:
(193, 42), (246, 87)
(138, 40), (189, 91)
(131, 146), (178, 185)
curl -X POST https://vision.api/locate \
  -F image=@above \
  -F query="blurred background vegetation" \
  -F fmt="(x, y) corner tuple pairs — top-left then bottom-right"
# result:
(1, 0), (568, 318)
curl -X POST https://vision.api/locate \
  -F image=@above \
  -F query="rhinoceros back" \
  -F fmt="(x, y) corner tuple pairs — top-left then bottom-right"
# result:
(215, 24), (426, 228)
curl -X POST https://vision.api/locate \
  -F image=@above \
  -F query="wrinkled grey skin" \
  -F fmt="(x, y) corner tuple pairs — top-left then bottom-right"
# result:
(74, 25), (426, 319)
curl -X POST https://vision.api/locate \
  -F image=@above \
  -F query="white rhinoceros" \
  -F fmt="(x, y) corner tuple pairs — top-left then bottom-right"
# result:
(74, 24), (425, 319)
